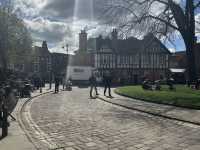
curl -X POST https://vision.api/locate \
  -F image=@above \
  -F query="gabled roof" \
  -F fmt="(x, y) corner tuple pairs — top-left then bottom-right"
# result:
(97, 36), (142, 53)
(142, 33), (171, 54)
(94, 32), (170, 54)
(116, 37), (142, 53)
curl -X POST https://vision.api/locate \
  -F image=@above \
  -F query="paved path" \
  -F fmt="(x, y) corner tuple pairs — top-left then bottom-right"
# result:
(21, 87), (200, 150)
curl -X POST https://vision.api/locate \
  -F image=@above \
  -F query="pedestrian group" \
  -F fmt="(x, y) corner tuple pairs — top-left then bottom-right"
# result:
(89, 70), (112, 99)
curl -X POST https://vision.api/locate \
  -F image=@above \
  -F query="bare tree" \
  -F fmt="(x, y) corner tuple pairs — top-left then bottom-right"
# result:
(100, 0), (200, 82)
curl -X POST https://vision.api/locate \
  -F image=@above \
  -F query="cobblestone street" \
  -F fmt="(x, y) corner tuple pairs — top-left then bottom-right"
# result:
(21, 87), (200, 150)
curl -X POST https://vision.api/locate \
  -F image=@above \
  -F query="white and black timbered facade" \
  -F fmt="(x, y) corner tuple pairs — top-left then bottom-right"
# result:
(92, 31), (171, 84)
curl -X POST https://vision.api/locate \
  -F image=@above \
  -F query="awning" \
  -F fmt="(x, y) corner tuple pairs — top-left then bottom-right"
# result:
(170, 68), (186, 73)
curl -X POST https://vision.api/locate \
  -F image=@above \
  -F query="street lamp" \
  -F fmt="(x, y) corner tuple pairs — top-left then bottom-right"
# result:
(65, 44), (69, 78)
(62, 44), (69, 89)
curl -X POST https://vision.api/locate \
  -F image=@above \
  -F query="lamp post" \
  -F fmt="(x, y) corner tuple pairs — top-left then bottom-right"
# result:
(62, 44), (69, 89)
(66, 44), (69, 79)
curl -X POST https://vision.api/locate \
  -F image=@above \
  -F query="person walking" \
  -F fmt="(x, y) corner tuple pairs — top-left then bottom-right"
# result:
(39, 77), (43, 93)
(103, 71), (112, 97)
(89, 72), (99, 98)
(54, 75), (60, 93)
(62, 75), (66, 90)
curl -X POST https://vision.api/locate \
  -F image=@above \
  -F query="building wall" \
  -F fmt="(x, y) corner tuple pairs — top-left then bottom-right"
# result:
(51, 53), (68, 76)
(169, 52), (187, 69)
(31, 55), (52, 81)
(87, 30), (171, 84)
(94, 52), (169, 84)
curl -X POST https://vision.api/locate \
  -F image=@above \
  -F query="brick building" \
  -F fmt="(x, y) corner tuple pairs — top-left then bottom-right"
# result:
(169, 51), (187, 83)
(169, 43), (200, 82)
(51, 52), (68, 77)
(8, 41), (69, 82)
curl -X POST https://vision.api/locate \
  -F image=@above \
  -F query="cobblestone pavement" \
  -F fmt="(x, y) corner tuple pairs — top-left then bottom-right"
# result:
(21, 87), (200, 150)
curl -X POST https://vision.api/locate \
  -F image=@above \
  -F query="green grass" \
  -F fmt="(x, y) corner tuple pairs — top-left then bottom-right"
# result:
(116, 85), (200, 109)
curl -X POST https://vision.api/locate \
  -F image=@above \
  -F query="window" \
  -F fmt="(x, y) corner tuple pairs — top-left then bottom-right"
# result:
(141, 54), (144, 68)
(35, 57), (39, 63)
(34, 64), (39, 72)
(47, 57), (51, 72)
(95, 54), (98, 68)
(47, 65), (51, 72)
(9, 64), (14, 70)
(74, 68), (84, 73)
(47, 57), (51, 64)
(117, 55), (120, 67)
(166, 55), (169, 68)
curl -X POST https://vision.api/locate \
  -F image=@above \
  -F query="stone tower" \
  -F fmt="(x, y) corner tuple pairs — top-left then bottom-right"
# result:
(111, 29), (118, 51)
(111, 29), (118, 40)
(42, 41), (48, 49)
(79, 30), (87, 52)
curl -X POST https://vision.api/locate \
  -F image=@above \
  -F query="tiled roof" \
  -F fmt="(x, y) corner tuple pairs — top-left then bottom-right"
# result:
(93, 32), (170, 54)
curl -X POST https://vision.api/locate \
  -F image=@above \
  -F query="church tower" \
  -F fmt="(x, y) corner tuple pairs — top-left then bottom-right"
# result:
(79, 30), (87, 52)
(42, 41), (48, 49)
(111, 29), (118, 51)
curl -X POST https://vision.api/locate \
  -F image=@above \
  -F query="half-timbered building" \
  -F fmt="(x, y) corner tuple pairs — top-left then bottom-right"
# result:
(91, 30), (171, 84)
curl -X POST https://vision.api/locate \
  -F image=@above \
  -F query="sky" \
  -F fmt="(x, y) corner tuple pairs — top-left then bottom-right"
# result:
(11, 0), (192, 53)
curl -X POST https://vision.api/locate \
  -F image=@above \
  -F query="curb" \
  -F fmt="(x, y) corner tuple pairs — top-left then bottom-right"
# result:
(97, 95), (200, 127)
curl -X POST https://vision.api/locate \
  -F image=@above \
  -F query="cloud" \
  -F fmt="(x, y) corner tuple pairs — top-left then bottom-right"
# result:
(14, 0), (47, 18)
(24, 17), (72, 47)
(14, 0), (110, 53)
(15, 0), (187, 53)
(195, 13), (200, 38)
(40, 0), (75, 20)
(168, 48), (176, 53)
(41, 0), (105, 21)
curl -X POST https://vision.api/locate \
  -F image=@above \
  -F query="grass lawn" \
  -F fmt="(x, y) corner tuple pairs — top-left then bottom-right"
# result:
(115, 85), (200, 109)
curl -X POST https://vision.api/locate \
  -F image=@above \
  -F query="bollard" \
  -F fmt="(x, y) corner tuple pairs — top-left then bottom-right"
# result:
(2, 105), (8, 137)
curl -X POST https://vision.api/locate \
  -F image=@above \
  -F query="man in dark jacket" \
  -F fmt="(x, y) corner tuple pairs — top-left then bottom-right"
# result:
(103, 71), (112, 97)
(89, 73), (99, 98)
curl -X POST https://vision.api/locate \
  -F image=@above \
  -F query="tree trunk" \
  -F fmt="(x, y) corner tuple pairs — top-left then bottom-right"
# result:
(0, 43), (8, 71)
(185, 40), (196, 82)
(185, 0), (196, 82)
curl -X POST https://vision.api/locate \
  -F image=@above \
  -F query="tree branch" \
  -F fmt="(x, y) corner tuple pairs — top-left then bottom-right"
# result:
(144, 15), (179, 30)
(194, 1), (200, 9)
(104, 4), (139, 19)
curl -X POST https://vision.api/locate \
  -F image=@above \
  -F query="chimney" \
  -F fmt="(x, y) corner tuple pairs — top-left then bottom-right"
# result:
(111, 29), (118, 40)
(42, 41), (48, 49)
